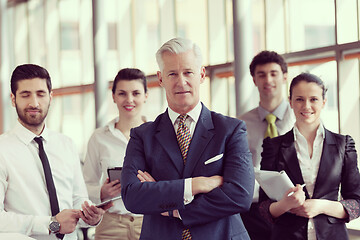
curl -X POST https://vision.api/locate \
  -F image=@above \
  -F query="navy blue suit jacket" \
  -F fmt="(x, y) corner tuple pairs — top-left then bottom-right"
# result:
(121, 104), (254, 240)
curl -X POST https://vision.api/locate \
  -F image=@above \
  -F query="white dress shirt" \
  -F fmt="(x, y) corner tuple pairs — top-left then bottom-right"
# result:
(0, 121), (90, 240)
(167, 101), (202, 205)
(240, 100), (295, 201)
(294, 123), (325, 240)
(82, 117), (140, 216)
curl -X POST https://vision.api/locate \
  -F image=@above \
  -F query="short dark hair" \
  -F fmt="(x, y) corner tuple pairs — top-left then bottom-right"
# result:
(11, 64), (52, 95)
(249, 51), (288, 76)
(112, 68), (147, 94)
(289, 72), (328, 100)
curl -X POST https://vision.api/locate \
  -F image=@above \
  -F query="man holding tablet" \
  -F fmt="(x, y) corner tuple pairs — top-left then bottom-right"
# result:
(0, 64), (109, 240)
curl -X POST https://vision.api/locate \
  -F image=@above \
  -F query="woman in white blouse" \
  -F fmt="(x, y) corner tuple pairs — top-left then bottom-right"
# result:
(83, 68), (148, 240)
(259, 72), (360, 240)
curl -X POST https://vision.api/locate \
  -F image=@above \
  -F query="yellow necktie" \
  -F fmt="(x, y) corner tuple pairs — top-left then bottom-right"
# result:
(264, 113), (278, 138)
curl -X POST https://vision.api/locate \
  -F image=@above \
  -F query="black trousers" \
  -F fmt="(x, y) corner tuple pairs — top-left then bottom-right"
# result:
(241, 202), (272, 240)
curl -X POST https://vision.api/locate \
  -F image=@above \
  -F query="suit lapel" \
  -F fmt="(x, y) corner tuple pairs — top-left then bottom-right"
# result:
(155, 111), (184, 175)
(313, 129), (337, 198)
(183, 105), (214, 178)
(281, 131), (306, 190)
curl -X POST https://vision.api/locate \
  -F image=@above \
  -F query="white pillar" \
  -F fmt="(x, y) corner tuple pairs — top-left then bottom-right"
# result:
(0, 0), (15, 133)
(92, 0), (108, 128)
(233, 0), (256, 117)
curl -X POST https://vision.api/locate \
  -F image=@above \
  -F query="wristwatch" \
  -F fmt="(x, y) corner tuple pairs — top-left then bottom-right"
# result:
(49, 216), (61, 234)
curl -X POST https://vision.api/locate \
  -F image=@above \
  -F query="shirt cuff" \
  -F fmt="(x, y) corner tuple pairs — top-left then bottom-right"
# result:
(176, 210), (182, 220)
(184, 178), (194, 205)
(32, 216), (52, 235)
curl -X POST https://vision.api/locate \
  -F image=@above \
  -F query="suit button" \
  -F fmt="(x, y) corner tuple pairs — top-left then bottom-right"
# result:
(130, 216), (134, 222)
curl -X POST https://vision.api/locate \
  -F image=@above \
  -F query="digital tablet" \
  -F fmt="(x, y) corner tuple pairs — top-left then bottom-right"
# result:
(96, 196), (122, 209)
(107, 167), (122, 185)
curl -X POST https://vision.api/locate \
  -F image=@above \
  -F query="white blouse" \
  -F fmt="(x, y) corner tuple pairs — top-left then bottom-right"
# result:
(293, 123), (325, 240)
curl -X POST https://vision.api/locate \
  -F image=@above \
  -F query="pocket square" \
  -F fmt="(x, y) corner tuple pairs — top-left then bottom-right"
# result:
(204, 154), (224, 165)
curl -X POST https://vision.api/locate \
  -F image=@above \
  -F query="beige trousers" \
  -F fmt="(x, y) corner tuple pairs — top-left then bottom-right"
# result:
(95, 212), (143, 240)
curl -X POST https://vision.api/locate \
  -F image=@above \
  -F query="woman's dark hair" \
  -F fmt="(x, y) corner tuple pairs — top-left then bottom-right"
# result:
(11, 64), (52, 95)
(249, 50), (288, 76)
(112, 68), (147, 94)
(289, 72), (328, 99)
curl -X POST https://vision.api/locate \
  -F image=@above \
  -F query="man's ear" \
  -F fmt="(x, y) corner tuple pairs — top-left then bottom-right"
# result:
(283, 72), (288, 83)
(11, 93), (16, 107)
(49, 91), (53, 104)
(112, 93), (116, 103)
(200, 67), (206, 84)
(252, 77), (257, 86)
(157, 71), (163, 87)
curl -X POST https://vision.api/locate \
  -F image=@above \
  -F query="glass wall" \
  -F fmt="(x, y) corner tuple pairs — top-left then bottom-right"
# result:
(1, 0), (360, 237)
(1, 0), (360, 159)
(288, 61), (339, 133)
(287, 0), (336, 52)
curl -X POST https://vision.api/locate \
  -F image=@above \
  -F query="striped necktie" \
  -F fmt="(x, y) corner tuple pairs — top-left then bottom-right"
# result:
(176, 114), (192, 163)
(176, 115), (192, 240)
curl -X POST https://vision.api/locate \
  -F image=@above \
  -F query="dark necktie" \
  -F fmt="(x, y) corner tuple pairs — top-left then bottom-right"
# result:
(176, 115), (192, 240)
(34, 137), (64, 239)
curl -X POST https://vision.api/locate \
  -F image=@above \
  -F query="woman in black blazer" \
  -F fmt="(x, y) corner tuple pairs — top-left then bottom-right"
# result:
(259, 73), (360, 240)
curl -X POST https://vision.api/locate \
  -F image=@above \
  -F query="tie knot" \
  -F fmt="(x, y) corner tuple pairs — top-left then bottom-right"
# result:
(265, 113), (276, 124)
(178, 114), (188, 124)
(34, 136), (43, 145)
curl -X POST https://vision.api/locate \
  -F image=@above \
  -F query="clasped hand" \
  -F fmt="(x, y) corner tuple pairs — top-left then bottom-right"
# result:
(282, 185), (322, 218)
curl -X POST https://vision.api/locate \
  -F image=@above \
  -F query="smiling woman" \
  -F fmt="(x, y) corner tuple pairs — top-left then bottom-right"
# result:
(289, 73), (327, 133)
(82, 68), (147, 240)
(258, 72), (360, 240)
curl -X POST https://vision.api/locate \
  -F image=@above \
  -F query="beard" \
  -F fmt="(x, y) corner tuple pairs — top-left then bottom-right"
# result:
(15, 104), (50, 128)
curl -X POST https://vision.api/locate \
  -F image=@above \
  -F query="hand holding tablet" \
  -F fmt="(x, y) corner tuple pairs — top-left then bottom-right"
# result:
(96, 196), (122, 209)
(107, 167), (122, 185)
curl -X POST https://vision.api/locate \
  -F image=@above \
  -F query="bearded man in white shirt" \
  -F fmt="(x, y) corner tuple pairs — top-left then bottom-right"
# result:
(0, 64), (110, 240)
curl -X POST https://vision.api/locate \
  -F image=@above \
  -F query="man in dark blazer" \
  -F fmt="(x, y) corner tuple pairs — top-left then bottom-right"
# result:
(121, 37), (254, 240)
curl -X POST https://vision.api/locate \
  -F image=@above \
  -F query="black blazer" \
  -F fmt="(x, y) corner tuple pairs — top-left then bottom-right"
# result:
(259, 128), (360, 240)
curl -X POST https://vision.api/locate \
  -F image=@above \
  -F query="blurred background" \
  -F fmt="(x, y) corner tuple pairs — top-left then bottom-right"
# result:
(0, 0), (360, 238)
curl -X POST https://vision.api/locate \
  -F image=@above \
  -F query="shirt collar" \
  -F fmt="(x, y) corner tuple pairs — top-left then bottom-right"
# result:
(104, 117), (129, 143)
(258, 99), (288, 121)
(13, 120), (49, 145)
(293, 121), (325, 142)
(106, 117), (119, 134)
(167, 101), (202, 125)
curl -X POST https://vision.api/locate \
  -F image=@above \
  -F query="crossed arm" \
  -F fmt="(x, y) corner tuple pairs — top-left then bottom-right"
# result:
(121, 121), (254, 226)
(137, 170), (224, 217)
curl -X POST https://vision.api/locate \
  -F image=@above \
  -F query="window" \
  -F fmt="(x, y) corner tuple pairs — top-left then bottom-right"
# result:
(60, 22), (79, 50)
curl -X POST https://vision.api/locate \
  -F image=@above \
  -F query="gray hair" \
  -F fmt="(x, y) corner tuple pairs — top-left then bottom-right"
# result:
(156, 37), (203, 71)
